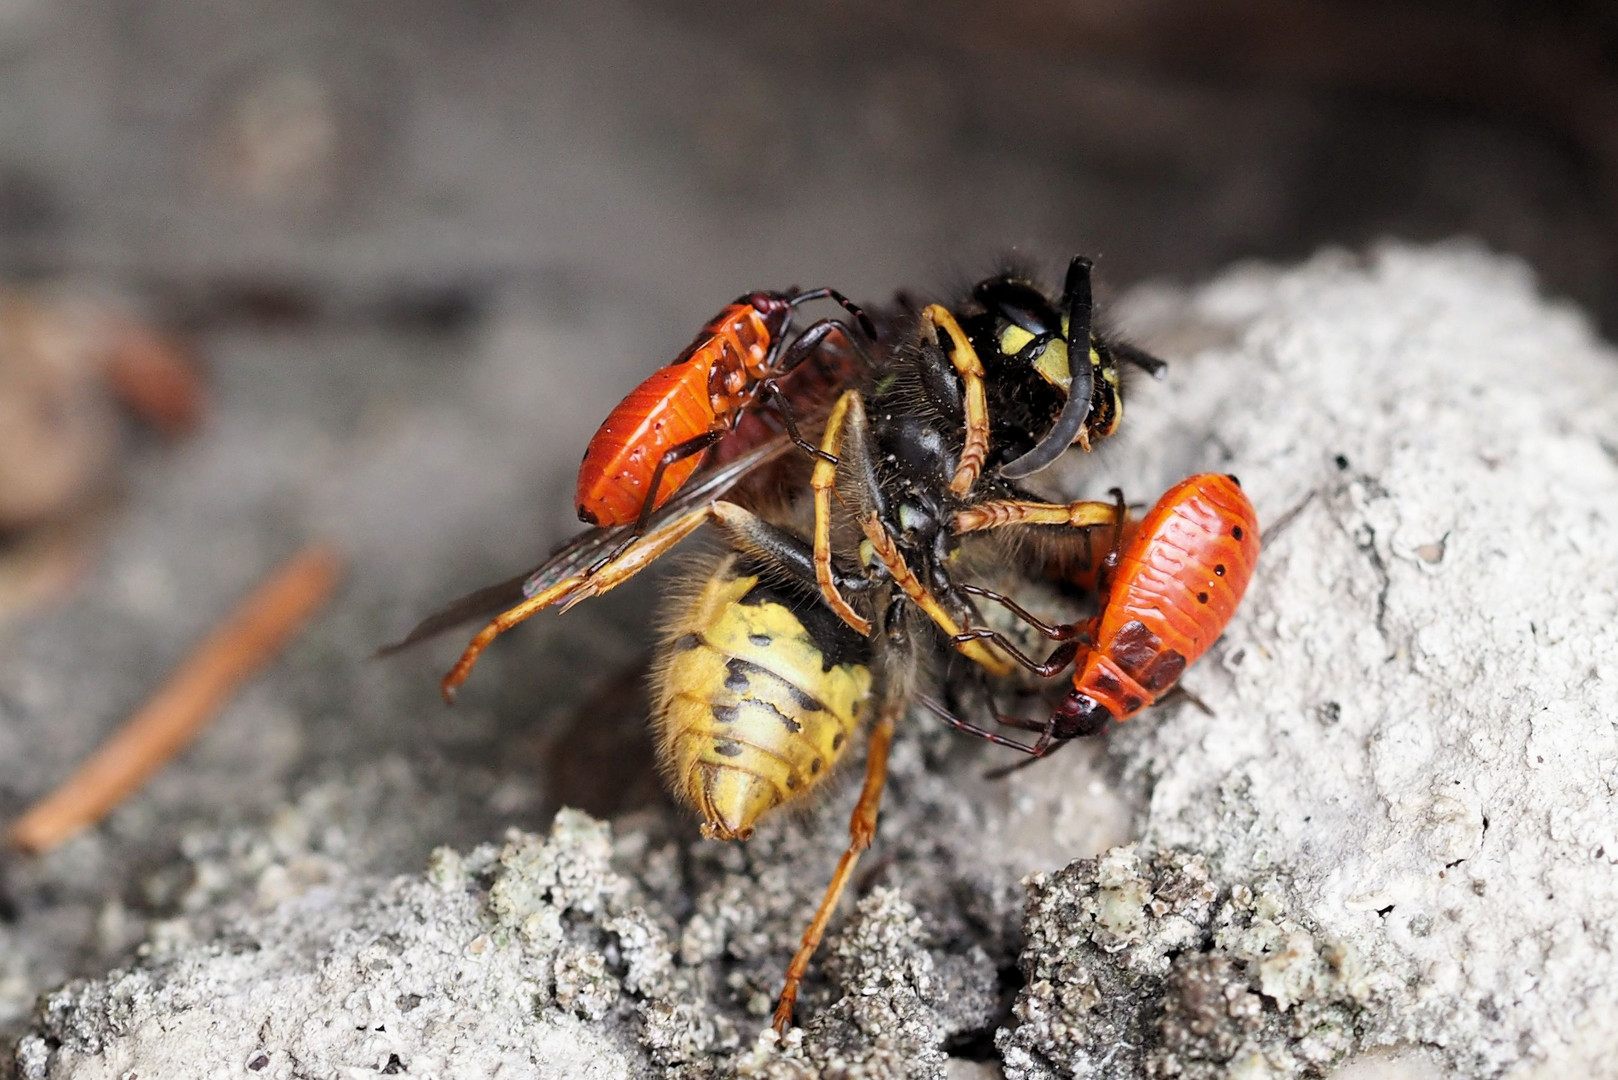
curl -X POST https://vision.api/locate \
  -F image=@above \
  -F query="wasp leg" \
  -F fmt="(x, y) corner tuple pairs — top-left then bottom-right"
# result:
(811, 390), (873, 636)
(951, 498), (1119, 535)
(858, 511), (1014, 678)
(440, 501), (717, 701)
(772, 700), (898, 1034)
(710, 501), (869, 598)
(1094, 487), (1130, 599)
(921, 304), (990, 498)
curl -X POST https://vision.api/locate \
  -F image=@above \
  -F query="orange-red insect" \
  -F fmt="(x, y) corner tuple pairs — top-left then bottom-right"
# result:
(1053, 473), (1260, 734)
(944, 473), (1260, 751)
(575, 289), (873, 531)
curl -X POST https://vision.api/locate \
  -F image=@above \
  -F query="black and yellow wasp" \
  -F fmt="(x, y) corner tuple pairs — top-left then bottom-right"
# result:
(384, 255), (1168, 1032)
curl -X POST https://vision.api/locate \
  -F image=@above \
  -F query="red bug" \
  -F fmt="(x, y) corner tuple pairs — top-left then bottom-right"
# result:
(1055, 472), (1260, 733)
(939, 472), (1260, 751)
(574, 289), (873, 532)
(380, 292), (875, 698)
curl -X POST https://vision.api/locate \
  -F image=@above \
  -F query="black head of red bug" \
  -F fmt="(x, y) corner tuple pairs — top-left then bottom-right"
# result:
(742, 288), (877, 341)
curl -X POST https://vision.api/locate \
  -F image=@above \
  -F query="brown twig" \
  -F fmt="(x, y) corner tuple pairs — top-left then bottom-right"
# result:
(7, 543), (343, 855)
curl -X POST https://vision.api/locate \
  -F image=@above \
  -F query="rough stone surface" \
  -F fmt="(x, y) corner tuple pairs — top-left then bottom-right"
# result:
(998, 846), (1367, 1079)
(18, 812), (641, 1080)
(12, 799), (1004, 1080)
(8, 246), (1618, 1079)
(1098, 243), (1618, 1078)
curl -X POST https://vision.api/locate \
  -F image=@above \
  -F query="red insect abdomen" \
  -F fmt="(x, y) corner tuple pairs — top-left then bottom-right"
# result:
(575, 363), (719, 525)
(1073, 473), (1261, 722)
(574, 305), (771, 527)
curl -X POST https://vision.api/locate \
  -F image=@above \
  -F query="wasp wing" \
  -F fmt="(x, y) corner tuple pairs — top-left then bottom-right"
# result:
(378, 437), (793, 655)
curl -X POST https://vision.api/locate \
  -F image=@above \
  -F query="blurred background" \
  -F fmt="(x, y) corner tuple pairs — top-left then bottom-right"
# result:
(4, 0), (1618, 318)
(2, 0), (1617, 1051)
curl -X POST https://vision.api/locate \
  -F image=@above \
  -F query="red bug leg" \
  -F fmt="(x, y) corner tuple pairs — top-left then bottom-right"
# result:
(779, 287), (877, 342)
(956, 581), (1081, 641)
(949, 629), (1080, 678)
(755, 318), (861, 465)
(583, 429), (725, 576)
(915, 687), (1079, 759)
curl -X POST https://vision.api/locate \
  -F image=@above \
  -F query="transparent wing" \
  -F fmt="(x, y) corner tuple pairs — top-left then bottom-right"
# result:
(378, 437), (793, 655)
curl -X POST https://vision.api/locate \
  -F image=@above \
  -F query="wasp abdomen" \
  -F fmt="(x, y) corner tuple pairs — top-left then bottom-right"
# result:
(653, 557), (872, 840)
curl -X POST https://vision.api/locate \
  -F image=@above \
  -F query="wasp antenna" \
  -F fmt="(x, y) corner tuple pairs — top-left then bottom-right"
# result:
(998, 365), (1094, 479)
(998, 257), (1100, 480)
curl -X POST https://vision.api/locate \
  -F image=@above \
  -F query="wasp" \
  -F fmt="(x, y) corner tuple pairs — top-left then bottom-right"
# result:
(800, 293), (1157, 662)
(648, 498), (1043, 1035)
(952, 472), (1261, 748)
(670, 284), (1171, 1030)
(397, 259), (1159, 699)
(797, 256), (1171, 655)
(386, 261), (1193, 1030)
(645, 477), (1258, 1036)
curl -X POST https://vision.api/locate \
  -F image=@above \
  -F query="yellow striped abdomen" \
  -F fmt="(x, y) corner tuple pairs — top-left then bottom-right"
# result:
(652, 556), (873, 840)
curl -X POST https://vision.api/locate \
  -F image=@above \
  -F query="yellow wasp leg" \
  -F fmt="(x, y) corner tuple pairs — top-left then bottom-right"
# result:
(859, 511), (1013, 678)
(439, 502), (716, 701)
(923, 304), (990, 498)
(952, 498), (1119, 535)
(810, 390), (872, 636)
(772, 701), (898, 1034)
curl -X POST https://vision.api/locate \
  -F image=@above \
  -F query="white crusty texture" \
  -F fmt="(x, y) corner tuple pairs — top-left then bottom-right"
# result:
(15, 811), (647, 1080)
(1096, 243), (1618, 1078)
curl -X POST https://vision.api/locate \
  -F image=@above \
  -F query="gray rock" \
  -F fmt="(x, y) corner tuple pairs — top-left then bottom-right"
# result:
(1098, 243), (1618, 1078)
(19, 812), (643, 1080)
(997, 846), (1366, 1079)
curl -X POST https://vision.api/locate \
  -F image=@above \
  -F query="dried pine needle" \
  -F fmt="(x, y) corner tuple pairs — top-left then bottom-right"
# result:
(7, 543), (342, 854)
